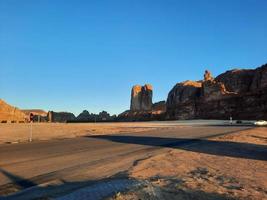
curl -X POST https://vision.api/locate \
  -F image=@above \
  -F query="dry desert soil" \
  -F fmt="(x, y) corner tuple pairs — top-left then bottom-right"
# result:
(108, 127), (267, 200)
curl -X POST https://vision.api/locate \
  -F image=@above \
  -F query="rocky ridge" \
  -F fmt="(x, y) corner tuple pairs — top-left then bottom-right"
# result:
(166, 64), (267, 120)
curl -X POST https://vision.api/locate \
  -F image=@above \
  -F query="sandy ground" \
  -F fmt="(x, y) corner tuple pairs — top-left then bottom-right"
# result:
(108, 128), (267, 200)
(0, 120), (232, 144)
(0, 122), (183, 144)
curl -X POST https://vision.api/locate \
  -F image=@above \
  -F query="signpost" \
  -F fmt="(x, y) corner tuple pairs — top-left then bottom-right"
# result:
(29, 113), (34, 142)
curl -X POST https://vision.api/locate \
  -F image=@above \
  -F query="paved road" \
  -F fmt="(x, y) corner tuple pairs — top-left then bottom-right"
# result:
(0, 125), (250, 199)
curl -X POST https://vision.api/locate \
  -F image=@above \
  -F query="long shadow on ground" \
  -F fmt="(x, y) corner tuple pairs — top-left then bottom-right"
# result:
(0, 168), (238, 200)
(88, 135), (267, 161)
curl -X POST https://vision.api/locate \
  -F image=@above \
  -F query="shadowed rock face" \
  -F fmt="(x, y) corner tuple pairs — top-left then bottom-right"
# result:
(215, 69), (255, 93)
(47, 111), (76, 122)
(250, 64), (267, 90)
(167, 81), (202, 107)
(201, 80), (228, 101)
(118, 85), (165, 121)
(166, 64), (267, 120)
(130, 84), (153, 111)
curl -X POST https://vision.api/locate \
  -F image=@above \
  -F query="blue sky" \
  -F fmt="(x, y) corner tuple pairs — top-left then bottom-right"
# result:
(1, 0), (267, 115)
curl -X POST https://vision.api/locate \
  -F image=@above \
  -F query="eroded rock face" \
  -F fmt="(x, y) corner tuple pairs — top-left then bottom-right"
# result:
(250, 64), (267, 90)
(130, 85), (142, 111)
(167, 81), (202, 107)
(47, 111), (76, 122)
(215, 69), (254, 93)
(152, 101), (166, 114)
(204, 70), (213, 81)
(166, 64), (267, 120)
(130, 84), (153, 111)
(118, 87), (165, 122)
(0, 99), (27, 122)
(202, 80), (228, 101)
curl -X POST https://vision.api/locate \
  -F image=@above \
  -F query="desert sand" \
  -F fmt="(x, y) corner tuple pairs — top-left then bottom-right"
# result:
(108, 128), (267, 200)
(0, 121), (184, 144)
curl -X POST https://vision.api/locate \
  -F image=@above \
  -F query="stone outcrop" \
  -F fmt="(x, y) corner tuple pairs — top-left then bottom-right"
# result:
(47, 111), (76, 122)
(167, 81), (202, 106)
(75, 110), (116, 122)
(0, 99), (27, 122)
(166, 81), (202, 120)
(152, 101), (166, 114)
(204, 70), (213, 81)
(76, 110), (91, 121)
(250, 64), (267, 90)
(201, 80), (228, 101)
(130, 84), (153, 111)
(166, 64), (267, 120)
(215, 69), (254, 93)
(118, 84), (166, 121)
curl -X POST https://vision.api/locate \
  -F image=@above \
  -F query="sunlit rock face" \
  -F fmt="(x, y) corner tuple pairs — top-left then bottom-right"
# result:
(204, 70), (213, 81)
(130, 84), (153, 111)
(166, 64), (267, 120)
(130, 85), (142, 111)
(0, 99), (27, 122)
(118, 84), (166, 121)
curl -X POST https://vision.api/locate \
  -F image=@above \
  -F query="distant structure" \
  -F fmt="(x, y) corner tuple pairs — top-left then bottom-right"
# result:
(130, 84), (153, 111)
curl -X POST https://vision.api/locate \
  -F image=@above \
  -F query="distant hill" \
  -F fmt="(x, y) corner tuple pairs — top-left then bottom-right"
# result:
(0, 99), (27, 122)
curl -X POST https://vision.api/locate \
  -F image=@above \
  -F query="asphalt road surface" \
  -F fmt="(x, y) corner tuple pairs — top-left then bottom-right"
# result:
(0, 124), (251, 199)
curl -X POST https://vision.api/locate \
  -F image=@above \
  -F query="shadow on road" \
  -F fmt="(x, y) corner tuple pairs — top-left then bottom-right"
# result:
(0, 168), (238, 200)
(89, 135), (267, 161)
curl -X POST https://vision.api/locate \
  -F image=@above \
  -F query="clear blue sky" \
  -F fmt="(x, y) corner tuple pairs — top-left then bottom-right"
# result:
(1, 0), (267, 115)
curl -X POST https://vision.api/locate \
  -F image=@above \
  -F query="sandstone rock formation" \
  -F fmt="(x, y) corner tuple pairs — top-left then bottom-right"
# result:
(166, 64), (267, 120)
(47, 111), (76, 122)
(215, 69), (254, 93)
(130, 84), (153, 111)
(0, 99), (27, 122)
(167, 81), (202, 106)
(250, 64), (267, 90)
(201, 80), (228, 101)
(204, 70), (213, 81)
(76, 110), (91, 121)
(152, 101), (166, 114)
(118, 84), (165, 121)
(76, 110), (116, 122)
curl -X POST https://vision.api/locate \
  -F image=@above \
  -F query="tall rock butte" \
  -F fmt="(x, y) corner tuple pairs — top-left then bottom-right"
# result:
(130, 84), (153, 111)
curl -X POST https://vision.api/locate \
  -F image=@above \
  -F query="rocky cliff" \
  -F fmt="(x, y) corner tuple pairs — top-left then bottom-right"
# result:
(130, 84), (153, 111)
(0, 99), (27, 122)
(47, 111), (76, 122)
(118, 84), (166, 121)
(166, 64), (267, 120)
